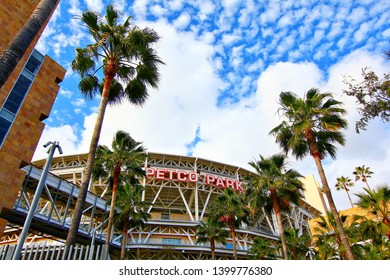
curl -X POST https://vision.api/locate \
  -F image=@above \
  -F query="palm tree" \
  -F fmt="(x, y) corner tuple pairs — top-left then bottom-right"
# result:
(114, 182), (151, 260)
(248, 237), (277, 260)
(335, 176), (354, 208)
(196, 220), (229, 260)
(284, 228), (311, 260)
(247, 153), (304, 260)
(313, 212), (349, 259)
(210, 188), (250, 260)
(269, 88), (355, 260)
(353, 165), (374, 191)
(351, 215), (390, 259)
(66, 4), (163, 246)
(92, 130), (146, 256)
(355, 185), (390, 237)
(0, 0), (60, 88)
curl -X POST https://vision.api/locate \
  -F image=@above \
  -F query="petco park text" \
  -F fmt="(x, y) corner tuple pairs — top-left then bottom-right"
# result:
(145, 167), (244, 192)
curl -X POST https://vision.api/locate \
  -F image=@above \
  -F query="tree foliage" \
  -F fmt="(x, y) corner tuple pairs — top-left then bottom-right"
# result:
(342, 52), (390, 133)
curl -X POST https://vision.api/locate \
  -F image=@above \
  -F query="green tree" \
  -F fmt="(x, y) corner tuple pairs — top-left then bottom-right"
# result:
(313, 212), (350, 259)
(247, 153), (304, 260)
(355, 185), (390, 237)
(114, 182), (151, 260)
(284, 228), (311, 260)
(353, 165), (374, 191)
(66, 4), (163, 246)
(196, 220), (229, 260)
(335, 176), (354, 208)
(350, 215), (390, 259)
(0, 0), (60, 88)
(342, 51), (390, 133)
(248, 237), (277, 260)
(269, 88), (355, 259)
(92, 130), (146, 257)
(210, 188), (250, 260)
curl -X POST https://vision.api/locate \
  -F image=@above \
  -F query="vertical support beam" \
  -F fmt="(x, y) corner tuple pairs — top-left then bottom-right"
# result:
(147, 186), (163, 213)
(200, 187), (214, 221)
(177, 186), (194, 222)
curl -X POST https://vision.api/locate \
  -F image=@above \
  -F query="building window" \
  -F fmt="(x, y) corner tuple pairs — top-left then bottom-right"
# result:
(162, 238), (181, 245)
(161, 213), (170, 220)
(0, 49), (43, 146)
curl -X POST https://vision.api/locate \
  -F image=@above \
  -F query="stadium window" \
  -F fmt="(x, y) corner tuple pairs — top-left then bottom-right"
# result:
(0, 49), (43, 146)
(162, 238), (181, 245)
(161, 213), (170, 220)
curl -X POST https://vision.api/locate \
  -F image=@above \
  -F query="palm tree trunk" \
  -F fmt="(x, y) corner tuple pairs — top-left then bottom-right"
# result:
(104, 164), (121, 255)
(121, 218), (129, 260)
(312, 155), (355, 260)
(345, 188), (354, 208)
(363, 177), (372, 191)
(270, 189), (288, 260)
(210, 238), (215, 260)
(0, 0), (59, 88)
(229, 217), (238, 260)
(66, 73), (113, 246)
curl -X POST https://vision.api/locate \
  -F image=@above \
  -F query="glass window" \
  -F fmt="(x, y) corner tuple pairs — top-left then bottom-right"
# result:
(162, 238), (181, 245)
(161, 213), (170, 220)
(3, 74), (32, 114)
(0, 49), (43, 146)
(0, 117), (12, 143)
(24, 49), (44, 75)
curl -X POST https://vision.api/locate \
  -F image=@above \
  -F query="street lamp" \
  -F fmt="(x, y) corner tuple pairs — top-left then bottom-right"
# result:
(12, 141), (62, 260)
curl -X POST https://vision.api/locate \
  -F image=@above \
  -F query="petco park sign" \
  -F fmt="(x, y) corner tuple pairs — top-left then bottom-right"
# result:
(145, 167), (244, 192)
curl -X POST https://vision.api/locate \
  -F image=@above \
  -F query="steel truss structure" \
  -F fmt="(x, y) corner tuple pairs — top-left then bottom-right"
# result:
(1, 152), (320, 259)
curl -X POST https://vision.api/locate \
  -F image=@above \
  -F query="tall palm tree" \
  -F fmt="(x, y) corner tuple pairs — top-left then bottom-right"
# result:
(269, 88), (355, 260)
(196, 220), (229, 260)
(0, 0), (60, 88)
(210, 188), (250, 260)
(66, 5), (163, 246)
(114, 182), (151, 260)
(355, 185), (390, 237)
(247, 153), (304, 260)
(335, 176), (354, 208)
(92, 130), (146, 256)
(353, 165), (374, 191)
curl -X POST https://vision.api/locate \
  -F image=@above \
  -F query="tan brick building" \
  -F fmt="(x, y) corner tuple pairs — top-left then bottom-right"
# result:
(0, 0), (65, 236)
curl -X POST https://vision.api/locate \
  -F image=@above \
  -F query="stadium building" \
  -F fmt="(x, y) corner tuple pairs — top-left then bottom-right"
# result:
(0, 152), (321, 260)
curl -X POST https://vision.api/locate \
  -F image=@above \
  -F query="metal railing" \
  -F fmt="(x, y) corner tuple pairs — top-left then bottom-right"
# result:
(0, 243), (106, 260)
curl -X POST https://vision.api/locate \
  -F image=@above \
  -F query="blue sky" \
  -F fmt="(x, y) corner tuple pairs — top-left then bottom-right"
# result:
(33, 0), (389, 210)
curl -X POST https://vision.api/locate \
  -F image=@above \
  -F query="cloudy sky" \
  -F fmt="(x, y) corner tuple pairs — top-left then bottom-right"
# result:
(33, 0), (389, 210)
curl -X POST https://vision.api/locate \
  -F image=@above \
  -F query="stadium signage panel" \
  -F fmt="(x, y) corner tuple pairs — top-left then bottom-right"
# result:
(145, 167), (244, 192)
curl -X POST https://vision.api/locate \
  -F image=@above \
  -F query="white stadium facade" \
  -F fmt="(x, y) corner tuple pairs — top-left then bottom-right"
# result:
(1, 152), (321, 260)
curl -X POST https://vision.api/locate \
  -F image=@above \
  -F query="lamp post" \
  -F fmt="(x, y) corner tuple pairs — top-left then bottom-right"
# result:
(12, 141), (62, 260)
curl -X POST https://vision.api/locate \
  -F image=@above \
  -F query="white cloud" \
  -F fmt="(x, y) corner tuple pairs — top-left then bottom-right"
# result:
(150, 5), (167, 17)
(85, 0), (104, 12)
(198, 1), (215, 21)
(71, 98), (87, 107)
(353, 22), (371, 43)
(166, 0), (183, 11)
(173, 12), (191, 30)
(132, 0), (148, 19)
(59, 89), (74, 98)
